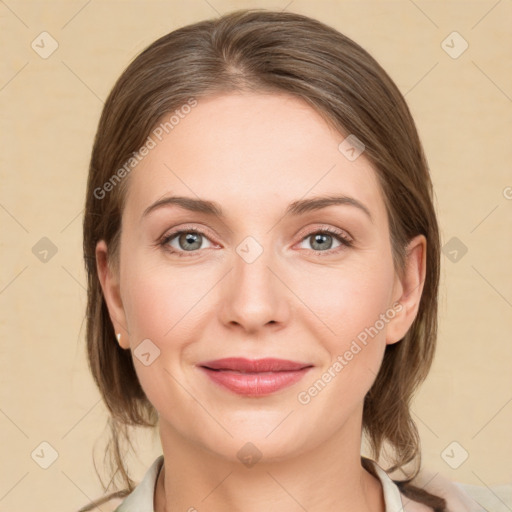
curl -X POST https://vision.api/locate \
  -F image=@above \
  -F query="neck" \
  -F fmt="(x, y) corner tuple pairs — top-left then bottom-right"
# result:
(154, 414), (385, 512)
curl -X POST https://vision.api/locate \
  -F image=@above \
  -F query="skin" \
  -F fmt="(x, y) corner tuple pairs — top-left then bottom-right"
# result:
(96, 92), (426, 512)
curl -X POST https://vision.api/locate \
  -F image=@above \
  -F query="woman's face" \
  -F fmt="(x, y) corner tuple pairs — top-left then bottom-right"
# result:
(97, 92), (425, 463)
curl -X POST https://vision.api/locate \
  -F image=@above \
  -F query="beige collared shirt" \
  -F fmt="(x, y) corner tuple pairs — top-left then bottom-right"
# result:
(112, 455), (483, 512)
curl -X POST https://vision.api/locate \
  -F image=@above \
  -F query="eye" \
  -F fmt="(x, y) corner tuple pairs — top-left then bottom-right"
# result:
(160, 227), (214, 256)
(297, 227), (353, 255)
(159, 225), (353, 257)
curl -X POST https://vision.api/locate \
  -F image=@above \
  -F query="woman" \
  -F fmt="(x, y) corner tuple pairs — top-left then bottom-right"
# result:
(80, 9), (478, 512)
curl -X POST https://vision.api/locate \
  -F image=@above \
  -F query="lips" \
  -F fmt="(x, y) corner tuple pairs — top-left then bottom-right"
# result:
(197, 358), (313, 396)
(199, 357), (311, 373)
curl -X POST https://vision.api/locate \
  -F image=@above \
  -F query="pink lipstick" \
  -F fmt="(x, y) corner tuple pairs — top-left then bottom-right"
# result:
(197, 357), (313, 396)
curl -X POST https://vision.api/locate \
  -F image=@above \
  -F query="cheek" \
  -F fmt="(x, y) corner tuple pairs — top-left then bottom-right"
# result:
(295, 255), (395, 349)
(120, 237), (216, 336)
(293, 268), (394, 427)
(119, 255), (212, 410)
(292, 253), (396, 403)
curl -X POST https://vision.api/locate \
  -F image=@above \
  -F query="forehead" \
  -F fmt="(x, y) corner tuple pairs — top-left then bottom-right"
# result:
(124, 92), (386, 225)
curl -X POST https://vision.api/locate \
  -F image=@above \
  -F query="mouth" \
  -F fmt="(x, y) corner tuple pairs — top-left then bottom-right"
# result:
(197, 357), (313, 396)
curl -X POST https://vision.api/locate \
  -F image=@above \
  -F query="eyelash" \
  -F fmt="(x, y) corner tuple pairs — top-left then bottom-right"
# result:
(159, 225), (353, 258)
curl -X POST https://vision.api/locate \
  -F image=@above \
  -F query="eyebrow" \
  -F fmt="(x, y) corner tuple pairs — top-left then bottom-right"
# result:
(141, 194), (373, 223)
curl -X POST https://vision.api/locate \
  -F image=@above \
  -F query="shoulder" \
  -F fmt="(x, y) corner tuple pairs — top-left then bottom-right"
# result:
(406, 468), (485, 512)
(98, 498), (124, 512)
(76, 495), (124, 512)
(105, 455), (164, 512)
(400, 496), (433, 512)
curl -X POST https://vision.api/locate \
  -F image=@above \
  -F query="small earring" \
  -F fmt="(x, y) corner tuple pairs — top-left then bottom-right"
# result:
(116, 332), (122, 345)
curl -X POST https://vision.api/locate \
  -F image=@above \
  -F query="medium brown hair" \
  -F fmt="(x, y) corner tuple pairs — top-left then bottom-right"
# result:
(81, 8), (444, 511)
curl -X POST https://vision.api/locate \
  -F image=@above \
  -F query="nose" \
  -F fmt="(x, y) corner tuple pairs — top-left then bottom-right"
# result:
(217, 240), (290, 334)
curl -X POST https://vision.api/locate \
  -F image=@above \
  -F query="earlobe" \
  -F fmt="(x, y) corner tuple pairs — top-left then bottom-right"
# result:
(385, 235), (427, 345)
(95, 240), (130, 349)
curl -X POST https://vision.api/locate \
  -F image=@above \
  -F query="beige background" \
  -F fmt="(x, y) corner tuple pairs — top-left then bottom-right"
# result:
(1, 0), (511, 510)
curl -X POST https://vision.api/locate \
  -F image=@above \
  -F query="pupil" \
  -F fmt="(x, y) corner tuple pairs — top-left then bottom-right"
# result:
(181, 232), (200, 251)
(313, 233), (332, 251)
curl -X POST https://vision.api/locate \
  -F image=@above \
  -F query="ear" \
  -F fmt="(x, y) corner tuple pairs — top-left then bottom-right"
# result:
(95, 239), (130, 349)
(385, 234), (427, 345)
